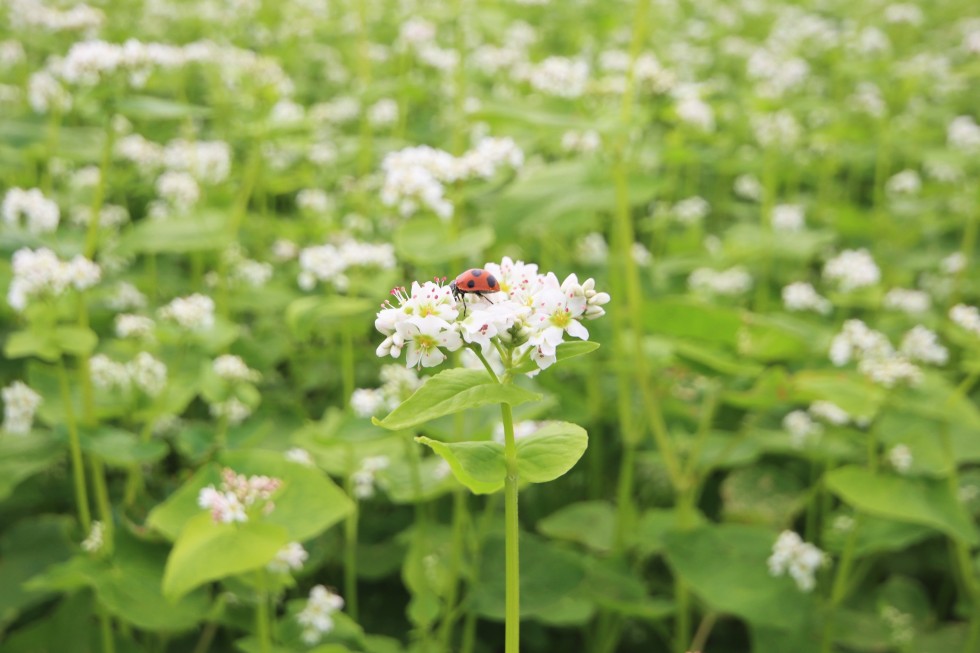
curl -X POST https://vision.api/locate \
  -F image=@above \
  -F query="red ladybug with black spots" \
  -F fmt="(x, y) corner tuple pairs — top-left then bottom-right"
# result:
(450, 268), (500, 316)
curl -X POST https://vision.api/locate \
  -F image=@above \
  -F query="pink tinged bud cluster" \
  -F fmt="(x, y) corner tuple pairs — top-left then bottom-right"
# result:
(297, 585), (345, 645)
(197, 467), (282, 524)
(375, 258), (609, 372)
(768, 530), (827, 592)
(7, 247), (101, 311)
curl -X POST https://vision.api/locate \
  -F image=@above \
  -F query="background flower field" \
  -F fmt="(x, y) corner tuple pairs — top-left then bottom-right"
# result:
(1, 0), (980, 652)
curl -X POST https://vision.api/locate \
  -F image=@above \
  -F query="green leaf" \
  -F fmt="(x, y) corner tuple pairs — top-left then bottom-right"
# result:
(117, 211), (232, 255)
(4, 328), (60, 361)
(0, 516), (75, 629)
(791, 370), (885, 422)
(80, 427), (168, 467)
(53, 326), (98, 356)
(415, 437), (505, 494)
(510, 341), (600, 375)
(826, 466), (979, 545)
(286, 296), (376, 339)
(0, 431), (63, 502)
(516, 421), (588, 483)
(162, 512), (289, 600)
(394, 215), (495, 265)
(663, 524), (816, 629)
(539, 501), (615, 552)
(643, 298), (742, 346)
(116, 95), (211, 120)
(373, 368), (540, 431)
(472, 532), (590, 623)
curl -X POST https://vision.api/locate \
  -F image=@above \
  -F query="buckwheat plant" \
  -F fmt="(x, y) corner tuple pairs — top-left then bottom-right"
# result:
(373, 257), (608, 652)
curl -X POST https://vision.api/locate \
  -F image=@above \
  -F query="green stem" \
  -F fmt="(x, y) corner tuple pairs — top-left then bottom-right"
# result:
(58, 359), (91, 530)
(341, 326), (356, 407)
(97, 604), (116, 653)
(821, 517), (862, 653)
(89, 457), (114, 554)
(255, 572), (271, 653)
(84, 117), (116, 259)
(501, 401), (520, 653)
(344, 478), (360, 622)
(438, 488), (468, 649)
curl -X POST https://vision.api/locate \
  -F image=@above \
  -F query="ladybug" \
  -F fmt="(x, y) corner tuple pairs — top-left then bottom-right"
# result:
(450, 268), (500, 315)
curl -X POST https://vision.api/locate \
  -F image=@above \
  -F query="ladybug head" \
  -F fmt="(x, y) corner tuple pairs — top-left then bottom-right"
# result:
(449, 280), (459, 300)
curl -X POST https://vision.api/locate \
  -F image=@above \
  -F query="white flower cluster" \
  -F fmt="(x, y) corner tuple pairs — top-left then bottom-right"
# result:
(771, 204), (805, 232)
(888, 444), (913, 474)
(688, 266), (753, 296)
(8, 0), (104, 35)
(298, 239), (396, 291)
(822, 249), (880, 291)
(514, 56), (589, 98)
(2, 381), (42, 435)
(809, 400), (852, 426)
(673, 86), (714, 131)
(159, 294), (215, 330)
(81, 521), (105, 553)
(368, 98), (399, 127)
(70, 204), (129, 230)
(297, 585), (344, 645)
(267, 542), (308, 574)
(208, 398), (253, 425)
(46, 39), (291, 96)
(376, 258), (609, 372)
(2, 188), (60, 233)
(782, 282), (832, 314)
(883, 288), (930, 314)
(752, 111), (801, 148)
(900, 325), (948, 364)
(7, 248), (100, 311)
(768, 530), (827, 592)
(197, 467), (282, 524)
(380, 137), (523, 219)
(782, 410), (823, 447)
(783, 401), (854, 447)
(948, 116), (980, 151)
(154, 171), (200, 212)
(950, 304), (980, 337)
(829, 320), (926, 387)
(285, 448), (314, 466)
(351, 456), (390, 499)
(351, 365), (423, 418)
(116, 135), (231, 184)
(671, 196), (711, 226)
(114, 314), (155, 339)
(106, 282), (147, 311)
(89, 352), (168, 396)
(212, 355), (260, 383)
(575, 232), (609, 265)
(886, 169), (921, 196)
(560, 130), (601, 154)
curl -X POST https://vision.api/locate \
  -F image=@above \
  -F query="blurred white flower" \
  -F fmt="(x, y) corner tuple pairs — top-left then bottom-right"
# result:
(887, 444), (913, 474)
(297, 586), (344, 645)
(823, 249), (880, 291)
(2, 381), (42, 435)
(782, 282), (832, 314)
(2, 188), (60, 233)
(768, 530), (827, 592)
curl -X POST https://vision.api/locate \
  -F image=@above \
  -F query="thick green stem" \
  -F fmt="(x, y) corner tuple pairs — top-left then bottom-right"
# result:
(255, 572), (272, 653)
(501, 401), (520, 653)
(58, 359), (91, 530)
(821, 517), (862, 653)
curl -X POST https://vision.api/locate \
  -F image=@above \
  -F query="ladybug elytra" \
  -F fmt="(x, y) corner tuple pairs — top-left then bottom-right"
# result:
(450, 268), (500, 316)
